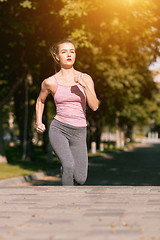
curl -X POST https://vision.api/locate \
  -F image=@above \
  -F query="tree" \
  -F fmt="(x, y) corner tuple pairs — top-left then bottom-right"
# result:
(0, 0), (63, 161)
(1, 0), (160, 161)
(59, 0), (160, 144)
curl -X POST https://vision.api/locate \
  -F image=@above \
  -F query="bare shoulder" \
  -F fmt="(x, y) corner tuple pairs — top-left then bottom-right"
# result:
(83, 73), (92, 80)
(83, 73), (94, 85)
(41, 76), (57, 93)
(44, 76), (56, 86)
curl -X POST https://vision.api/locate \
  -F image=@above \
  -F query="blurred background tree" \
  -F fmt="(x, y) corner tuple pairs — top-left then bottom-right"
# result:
(0, 0), (160, 162)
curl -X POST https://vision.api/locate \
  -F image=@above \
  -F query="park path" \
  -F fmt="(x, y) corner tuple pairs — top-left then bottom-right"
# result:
(12, 142), (160, 187)
(0, 186), (160, 240)
(0, 143), (160, 240)
(86, 142), (160, 186)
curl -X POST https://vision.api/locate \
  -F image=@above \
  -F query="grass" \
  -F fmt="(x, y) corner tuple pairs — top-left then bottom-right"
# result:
(0, 164), (37, 180)
(0, 145), (60, 180)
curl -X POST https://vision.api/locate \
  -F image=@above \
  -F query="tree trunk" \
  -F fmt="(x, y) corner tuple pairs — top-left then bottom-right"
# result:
(87, 109), (105, 151)
(0, 110), (7, 163)
(14, 77), (34, 161)
(0, 63), (28, 163)
(42, 103), (48, 154)
(115, 117), (121, 148)
(8, 100), (15, 147)
(125, 124), (134, 142)
(95, 122), (103, 150)
(43, 101), (54, 162)
(22, 77), (29, 161)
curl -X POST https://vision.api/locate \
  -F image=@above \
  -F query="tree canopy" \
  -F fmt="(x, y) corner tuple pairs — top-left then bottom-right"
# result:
(0, 0), (160, 160)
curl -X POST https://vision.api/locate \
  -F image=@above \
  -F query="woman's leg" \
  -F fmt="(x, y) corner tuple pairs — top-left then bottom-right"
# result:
(49, 120), (75, 186)
(70, 127), (88, 185)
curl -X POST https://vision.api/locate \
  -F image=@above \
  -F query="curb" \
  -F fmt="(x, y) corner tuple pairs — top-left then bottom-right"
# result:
(0, 168), (59, 187)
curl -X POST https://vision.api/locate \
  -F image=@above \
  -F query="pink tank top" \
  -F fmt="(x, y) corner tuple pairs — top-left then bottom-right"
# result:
(53, 74), (87, 127)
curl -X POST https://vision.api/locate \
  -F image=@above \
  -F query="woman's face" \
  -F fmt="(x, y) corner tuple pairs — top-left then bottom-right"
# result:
(56, 42), (76, 68)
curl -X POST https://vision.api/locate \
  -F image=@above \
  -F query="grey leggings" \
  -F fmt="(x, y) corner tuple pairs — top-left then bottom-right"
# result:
(49, 119), (88, 186)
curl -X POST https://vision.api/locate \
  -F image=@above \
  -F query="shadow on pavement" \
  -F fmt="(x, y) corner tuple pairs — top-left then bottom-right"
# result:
(20, 143), (160, 186)
(85, 143), (160, 186)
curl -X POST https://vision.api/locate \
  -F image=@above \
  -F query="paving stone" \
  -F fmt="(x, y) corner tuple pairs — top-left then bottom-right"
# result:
(0, 186), (160, 239)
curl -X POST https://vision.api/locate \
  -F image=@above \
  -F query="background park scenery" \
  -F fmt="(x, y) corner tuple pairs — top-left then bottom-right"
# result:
(0, 0), (160, 180)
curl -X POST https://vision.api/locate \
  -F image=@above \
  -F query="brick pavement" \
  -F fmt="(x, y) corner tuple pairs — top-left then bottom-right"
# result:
(0, 186), (160, 240)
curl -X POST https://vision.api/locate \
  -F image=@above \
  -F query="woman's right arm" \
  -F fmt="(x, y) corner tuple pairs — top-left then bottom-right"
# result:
(36, 80), (50, 133)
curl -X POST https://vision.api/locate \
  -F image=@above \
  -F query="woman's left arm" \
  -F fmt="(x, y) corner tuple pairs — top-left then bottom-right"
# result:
(75, 74), (99, 111)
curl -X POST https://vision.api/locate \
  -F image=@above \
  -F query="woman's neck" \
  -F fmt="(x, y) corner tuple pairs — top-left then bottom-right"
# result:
(60, 67), (75, 77)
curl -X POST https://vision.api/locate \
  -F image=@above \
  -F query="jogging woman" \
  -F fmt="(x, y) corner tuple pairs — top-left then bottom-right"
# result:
(36, 39), (99, 186)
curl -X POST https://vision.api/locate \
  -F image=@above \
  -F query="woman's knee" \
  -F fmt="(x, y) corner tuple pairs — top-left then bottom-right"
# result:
(74, 174), (87, 185)
(63, 164), (74, 175)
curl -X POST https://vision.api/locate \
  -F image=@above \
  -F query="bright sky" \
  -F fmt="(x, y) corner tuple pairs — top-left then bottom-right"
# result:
(149, 57), (160, 70)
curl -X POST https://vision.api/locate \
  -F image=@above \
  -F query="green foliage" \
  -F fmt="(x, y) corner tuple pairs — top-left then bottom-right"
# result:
(0, 0), (160, 150)
(59, 0), (89, 23)
(0, 80), (8, 98)
(20, 0), (35, 9)
(59, 0), (160, 130)
(144, 85), (160, 126)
